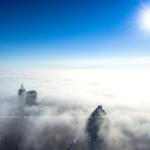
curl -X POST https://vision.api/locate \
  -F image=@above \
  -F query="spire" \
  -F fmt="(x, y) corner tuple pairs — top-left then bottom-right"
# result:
(20, 82), (25, 90)
(18, 82), (26, 96)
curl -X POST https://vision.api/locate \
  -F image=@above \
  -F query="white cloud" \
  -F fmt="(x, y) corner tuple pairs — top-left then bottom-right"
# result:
(0, 68), (150, 149)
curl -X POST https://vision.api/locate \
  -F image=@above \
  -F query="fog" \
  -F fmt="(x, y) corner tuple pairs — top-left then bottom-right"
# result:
(0, 68), (150, 150)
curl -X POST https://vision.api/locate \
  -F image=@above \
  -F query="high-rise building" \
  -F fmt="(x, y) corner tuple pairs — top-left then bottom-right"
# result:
(26, 90), (37, 105)
(18, 84), (37, 106)
(18, 83), (26, 96)
(86, 105), (107, 150)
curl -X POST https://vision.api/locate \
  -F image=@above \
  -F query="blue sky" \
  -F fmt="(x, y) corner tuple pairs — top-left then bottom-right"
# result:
(0, 0), (150, 69)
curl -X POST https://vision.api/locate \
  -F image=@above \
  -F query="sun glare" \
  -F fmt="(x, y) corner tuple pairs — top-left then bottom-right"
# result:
(139, 6), (150, 32)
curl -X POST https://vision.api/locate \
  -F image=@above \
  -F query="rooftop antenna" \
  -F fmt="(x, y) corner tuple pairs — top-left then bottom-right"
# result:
(20, 82), (25, 90)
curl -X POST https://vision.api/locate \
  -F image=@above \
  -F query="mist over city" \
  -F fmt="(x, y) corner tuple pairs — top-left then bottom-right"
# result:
(0, 69), (150, 150)
(1, 0), (150, 149)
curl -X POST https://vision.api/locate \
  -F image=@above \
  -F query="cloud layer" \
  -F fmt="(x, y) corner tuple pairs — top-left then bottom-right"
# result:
(0, 68), (150, 150)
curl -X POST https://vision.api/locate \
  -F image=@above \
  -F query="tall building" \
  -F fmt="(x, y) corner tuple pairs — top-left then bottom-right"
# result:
(18, 83), (26, 96)
(86, 105), (107, 150)
(18, 84), (37, 106)
(26, 90), (37, 105)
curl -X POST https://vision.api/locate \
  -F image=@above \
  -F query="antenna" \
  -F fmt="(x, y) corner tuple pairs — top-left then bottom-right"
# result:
(20, 82), (25, 90)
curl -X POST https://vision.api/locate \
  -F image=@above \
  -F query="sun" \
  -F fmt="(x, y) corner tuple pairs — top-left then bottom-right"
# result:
(139, 6), (150, 31)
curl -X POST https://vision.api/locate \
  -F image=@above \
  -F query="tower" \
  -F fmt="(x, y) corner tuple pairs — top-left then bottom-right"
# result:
(18, 83), (37, 106)
(26, 90), (37, 105)
(86, 105), (107, 150)
(18, 83), (26, 97)
(18, 83), (26, 116)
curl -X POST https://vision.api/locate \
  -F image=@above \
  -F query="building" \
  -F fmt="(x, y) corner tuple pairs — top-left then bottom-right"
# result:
(26, 90), (37, 105)
(18, 83), (37, 106)
(86, 105), (107, 150)
(18, 83), (26, 96)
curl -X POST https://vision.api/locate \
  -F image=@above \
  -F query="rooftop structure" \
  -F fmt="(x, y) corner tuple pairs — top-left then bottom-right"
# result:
(18, 83), (26, 96)
(18, 84), (37, 106)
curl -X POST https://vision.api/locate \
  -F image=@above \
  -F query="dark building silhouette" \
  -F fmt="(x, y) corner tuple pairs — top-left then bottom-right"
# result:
(18, 83), (26, 97)
(86, 105), (107, 150)
(18, 83), (37, 106)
